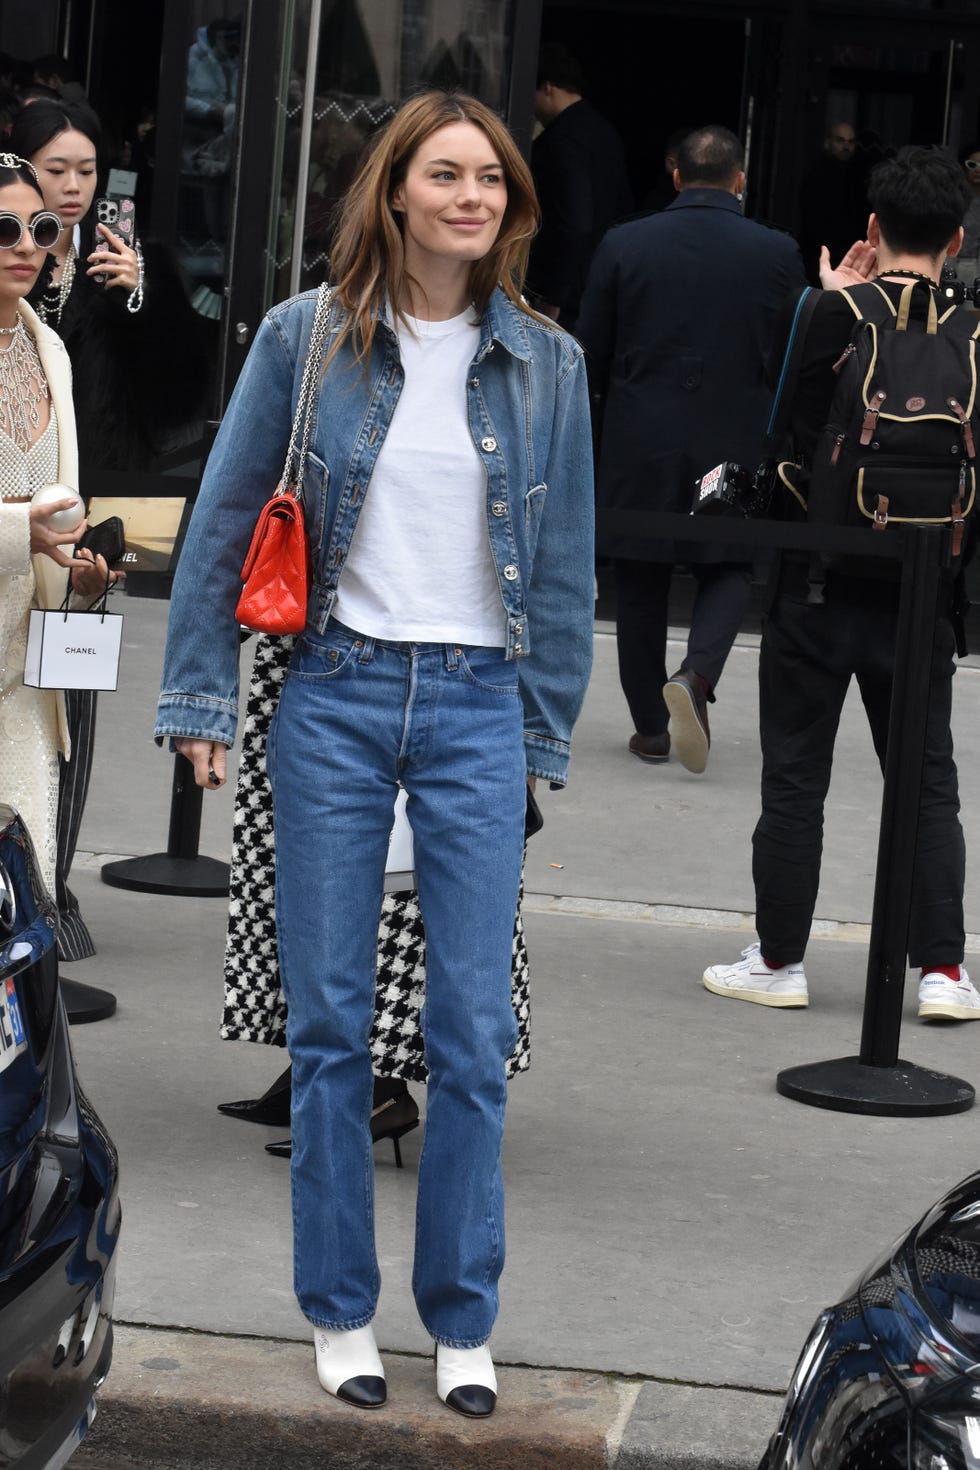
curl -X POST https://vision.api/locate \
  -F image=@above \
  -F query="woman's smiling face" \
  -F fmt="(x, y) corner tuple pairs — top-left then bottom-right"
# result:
(391, 121), (507, 275)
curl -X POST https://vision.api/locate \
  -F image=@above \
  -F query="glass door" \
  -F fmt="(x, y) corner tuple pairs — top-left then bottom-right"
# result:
(213, 0), (522, 416)
(264, 0), (518, 311)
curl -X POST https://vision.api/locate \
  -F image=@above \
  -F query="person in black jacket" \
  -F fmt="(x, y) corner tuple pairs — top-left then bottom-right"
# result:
(526, 43), (632, 327)
(704, 145), (980, 1024)
(798, 121), (870, 284)
(577, 124), (806, 772)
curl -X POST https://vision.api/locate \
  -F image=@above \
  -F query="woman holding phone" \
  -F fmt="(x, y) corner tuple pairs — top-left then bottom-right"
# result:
(9, 100), (207, 961)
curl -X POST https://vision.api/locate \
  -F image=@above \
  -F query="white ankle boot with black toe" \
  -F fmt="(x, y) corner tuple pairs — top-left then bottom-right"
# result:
(313, 1324), (386, 1408)
(435, 1342), (497, 1418)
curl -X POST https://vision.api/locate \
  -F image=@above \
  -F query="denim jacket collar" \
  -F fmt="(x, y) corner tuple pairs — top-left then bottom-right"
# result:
(378, 287), (533, 364)
(481, 290), (533, 363)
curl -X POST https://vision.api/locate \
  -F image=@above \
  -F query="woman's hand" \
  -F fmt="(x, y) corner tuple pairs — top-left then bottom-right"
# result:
(29, 496), (86, 566)
(70, 547), (125, 598)
(175, 738), (228, 789)
(86, 224), (140, 293)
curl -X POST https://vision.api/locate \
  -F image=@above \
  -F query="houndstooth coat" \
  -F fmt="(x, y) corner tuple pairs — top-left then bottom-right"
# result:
(220, 634), (531, 1082)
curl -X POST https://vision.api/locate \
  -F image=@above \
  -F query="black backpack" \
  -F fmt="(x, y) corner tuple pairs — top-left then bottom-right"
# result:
(804, 278), (979, 560)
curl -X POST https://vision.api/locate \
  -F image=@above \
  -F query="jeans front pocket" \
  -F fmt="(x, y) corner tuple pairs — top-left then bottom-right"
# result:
(289, 625), (361, 681)
(457, 647), (519, 695)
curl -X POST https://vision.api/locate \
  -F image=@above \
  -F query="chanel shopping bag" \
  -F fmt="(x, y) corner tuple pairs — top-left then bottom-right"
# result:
(385, 787), (415, 892)
(24, 583), (123, 691)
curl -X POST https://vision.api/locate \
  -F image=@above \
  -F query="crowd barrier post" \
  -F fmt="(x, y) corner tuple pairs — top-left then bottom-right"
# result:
(101, 752), (230, 897)
(96, 454), (231, 900)
(774, 524), (974, 1115)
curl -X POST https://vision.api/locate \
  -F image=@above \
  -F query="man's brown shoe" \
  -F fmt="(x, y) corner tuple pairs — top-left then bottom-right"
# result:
(663, 669), (710, 773)
(629, 732), (670, 764)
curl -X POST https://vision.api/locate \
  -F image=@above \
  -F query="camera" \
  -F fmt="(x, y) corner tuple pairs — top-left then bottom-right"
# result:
(693, 460), (775, 518)
(939, 261), (980, 305)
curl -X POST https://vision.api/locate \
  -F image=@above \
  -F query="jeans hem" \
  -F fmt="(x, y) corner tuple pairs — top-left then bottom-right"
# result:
(428, 1331), (492, 1350)
(305, 1310), (375, 1331)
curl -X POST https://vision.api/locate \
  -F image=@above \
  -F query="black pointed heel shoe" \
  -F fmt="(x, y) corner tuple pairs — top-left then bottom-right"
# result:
(217, 1064), (292, 1126)
(265, 1083), (420, 1164)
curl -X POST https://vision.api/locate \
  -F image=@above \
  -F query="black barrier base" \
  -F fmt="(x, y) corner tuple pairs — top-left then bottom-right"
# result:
(62, 977), (117, 1025)
(777, 1056), (974, 1117)
(101, 853), (230, 897)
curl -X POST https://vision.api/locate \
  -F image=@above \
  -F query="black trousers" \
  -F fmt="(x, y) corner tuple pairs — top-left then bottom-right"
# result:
(613, 559), (752, 735)
(56, 688), (97, 962)
(752, 580), (964, 970)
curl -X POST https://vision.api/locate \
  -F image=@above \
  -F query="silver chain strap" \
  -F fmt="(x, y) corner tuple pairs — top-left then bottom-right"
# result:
(281, 284), (333, 496)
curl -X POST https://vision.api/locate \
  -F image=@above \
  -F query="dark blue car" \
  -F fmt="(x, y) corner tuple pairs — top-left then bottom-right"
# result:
(0, 806), (120, 1469)
(762, 1170), (980, 1469)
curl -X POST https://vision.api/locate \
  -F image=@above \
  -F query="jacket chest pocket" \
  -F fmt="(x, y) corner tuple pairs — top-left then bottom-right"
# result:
(301, 452), (330, 554)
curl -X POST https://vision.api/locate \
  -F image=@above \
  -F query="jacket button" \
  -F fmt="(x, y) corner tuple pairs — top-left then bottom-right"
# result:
(471, 377), (479, 387)
(514, 622), (524, 633)
(503, 564), (518, 581)
(514, 642), (523, 654)
(491, 502), (506, 516)
(482, 436), (497, 452)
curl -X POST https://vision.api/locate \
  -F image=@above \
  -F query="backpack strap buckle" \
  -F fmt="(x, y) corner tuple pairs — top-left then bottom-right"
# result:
(947, 397), (976, 459)
(860, 390), (887, 446)
(873, 494), (890, 529)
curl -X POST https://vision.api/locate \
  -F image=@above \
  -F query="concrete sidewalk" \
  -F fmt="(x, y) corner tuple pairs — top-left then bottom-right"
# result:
(69, 595), (980, 1467)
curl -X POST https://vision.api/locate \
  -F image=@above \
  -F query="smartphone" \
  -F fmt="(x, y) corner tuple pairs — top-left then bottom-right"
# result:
(92, 194), (137, 285)
(77, 516), (125, 564)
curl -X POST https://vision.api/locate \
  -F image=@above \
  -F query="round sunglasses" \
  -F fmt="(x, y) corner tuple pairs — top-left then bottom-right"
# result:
(0, 211), (62, 251)
(965, 159), (980, 172)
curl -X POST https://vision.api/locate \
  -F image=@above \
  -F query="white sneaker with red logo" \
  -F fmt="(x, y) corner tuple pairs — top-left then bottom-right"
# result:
(703, 943), (808, 1008)
(917, 967), (980, 1022)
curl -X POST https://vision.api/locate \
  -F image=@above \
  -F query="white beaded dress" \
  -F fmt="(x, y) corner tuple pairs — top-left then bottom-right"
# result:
(0, 406), (64, 891)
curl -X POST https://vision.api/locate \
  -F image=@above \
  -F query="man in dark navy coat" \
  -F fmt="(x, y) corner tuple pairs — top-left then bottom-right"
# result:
(577, 125), (806, 772)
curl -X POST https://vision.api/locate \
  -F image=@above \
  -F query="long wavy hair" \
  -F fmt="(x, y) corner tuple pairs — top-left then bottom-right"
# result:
(325, 91), (540, 370)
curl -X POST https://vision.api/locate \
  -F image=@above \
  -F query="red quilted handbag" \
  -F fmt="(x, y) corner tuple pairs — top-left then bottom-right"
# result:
(235, 489), (309, 634)
(234, 283), (332, 637)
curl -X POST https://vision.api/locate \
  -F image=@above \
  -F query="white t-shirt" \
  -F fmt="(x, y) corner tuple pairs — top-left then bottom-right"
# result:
(332, 307), (506, 646)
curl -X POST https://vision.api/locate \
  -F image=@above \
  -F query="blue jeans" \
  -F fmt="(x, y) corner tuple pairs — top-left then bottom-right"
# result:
(267, 621), (526, 1346)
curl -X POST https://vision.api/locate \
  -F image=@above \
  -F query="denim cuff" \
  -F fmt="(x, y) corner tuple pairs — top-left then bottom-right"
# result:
(305, 1310), (376, 1331)
(524, 731), (569, 786)
(155, 693), (238, 751)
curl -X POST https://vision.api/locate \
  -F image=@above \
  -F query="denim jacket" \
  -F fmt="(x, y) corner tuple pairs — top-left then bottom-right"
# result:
(155, 287), (595, 785)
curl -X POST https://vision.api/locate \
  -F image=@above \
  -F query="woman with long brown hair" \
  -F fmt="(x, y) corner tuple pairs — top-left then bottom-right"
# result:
(156, 92), (594, 1415)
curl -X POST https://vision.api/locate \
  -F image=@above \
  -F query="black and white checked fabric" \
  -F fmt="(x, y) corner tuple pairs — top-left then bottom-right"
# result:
(221, 634), (531, 1083)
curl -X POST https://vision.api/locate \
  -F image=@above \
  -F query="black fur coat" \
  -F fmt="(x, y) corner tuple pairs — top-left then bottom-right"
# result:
(31, 225), (211, 485)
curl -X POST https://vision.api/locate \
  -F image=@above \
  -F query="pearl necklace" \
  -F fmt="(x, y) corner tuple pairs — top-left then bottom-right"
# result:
(0, 319), (49, 452)
(35, 245), (75, 326)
